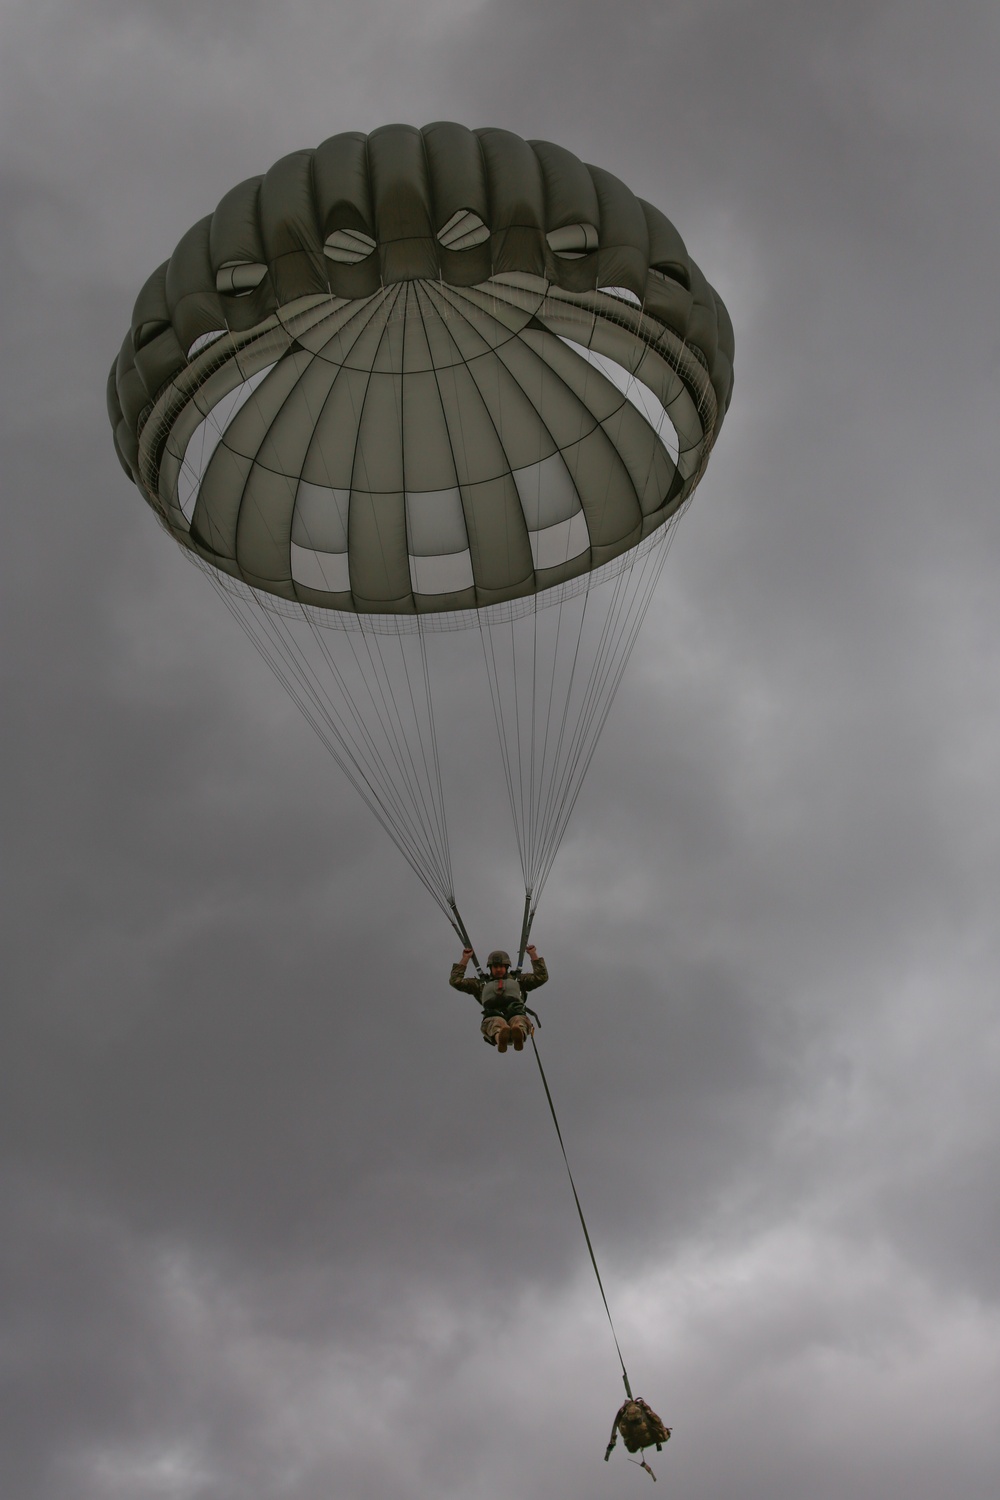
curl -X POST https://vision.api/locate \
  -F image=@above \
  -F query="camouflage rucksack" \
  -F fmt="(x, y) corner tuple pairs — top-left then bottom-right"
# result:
(604, 1397), (672, 1477)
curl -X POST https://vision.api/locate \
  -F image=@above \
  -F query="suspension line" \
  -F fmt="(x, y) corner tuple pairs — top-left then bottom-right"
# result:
(530, 1034), (634, 1400)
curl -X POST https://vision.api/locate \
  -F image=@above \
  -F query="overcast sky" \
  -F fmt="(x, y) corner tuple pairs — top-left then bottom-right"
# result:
(3, 2), (999, 1497)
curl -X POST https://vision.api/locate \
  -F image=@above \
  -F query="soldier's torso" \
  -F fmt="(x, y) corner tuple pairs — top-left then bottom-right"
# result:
(480, 976), (525, 1014)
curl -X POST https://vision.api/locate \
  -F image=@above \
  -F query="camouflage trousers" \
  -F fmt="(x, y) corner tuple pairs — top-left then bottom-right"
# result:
(481, 1013), (534, 1043)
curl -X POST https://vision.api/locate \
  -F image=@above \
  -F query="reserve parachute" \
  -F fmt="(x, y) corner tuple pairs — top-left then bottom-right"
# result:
(108, 123), (734, 953)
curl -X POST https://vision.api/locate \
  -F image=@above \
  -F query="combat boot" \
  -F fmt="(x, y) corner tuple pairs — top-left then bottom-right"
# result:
(509, 1018), (529, 1051)
(495, 1024), (512, 1053)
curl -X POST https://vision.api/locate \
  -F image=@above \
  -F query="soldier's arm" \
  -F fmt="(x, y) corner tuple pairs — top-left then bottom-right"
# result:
(520, 947), (548, 991)
(449, 960), (483, 1000)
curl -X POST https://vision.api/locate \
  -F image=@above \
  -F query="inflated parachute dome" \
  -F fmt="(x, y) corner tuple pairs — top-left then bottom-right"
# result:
(108, 124), (733, 942)
(108, 122), (732, 616)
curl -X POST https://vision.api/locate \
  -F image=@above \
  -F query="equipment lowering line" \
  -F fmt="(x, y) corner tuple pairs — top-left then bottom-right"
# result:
(530, 1034), (634, 1402)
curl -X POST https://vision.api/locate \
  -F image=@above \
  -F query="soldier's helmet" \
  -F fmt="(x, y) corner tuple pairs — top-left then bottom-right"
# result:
(487, 950), (511, 969)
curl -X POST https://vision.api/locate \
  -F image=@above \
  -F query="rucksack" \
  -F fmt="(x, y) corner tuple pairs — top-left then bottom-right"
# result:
(604, 1397), (672, 1478)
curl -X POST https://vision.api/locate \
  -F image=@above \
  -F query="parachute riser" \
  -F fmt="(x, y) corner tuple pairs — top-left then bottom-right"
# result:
(448, 901), (485, 979)
(448, 895), (536, 981)
(514, 891), (536, 975)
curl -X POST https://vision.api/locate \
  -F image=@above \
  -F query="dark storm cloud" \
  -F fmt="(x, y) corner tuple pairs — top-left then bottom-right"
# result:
(2, 1), (999, 1496)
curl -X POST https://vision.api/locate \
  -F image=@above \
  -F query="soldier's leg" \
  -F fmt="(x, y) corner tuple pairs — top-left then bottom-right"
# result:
(481, 1015), (512, 1052)
(508, 1014), (533, 1051)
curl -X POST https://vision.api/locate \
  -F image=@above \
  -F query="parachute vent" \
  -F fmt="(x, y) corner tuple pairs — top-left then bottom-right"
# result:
(133, 320), (171, 351)
(437, 209), (491, 250)
(324, 229), (377, 264)
(599, 286), (641, 308)
(546, 223), (599, 258)
(215, 262), (268, 296)
(187, 330), (226, 359)
(649, 263), (690, 291)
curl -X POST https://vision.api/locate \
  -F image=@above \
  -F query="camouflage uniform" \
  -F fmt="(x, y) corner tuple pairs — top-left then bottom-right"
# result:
(449, 954), (548, 1044)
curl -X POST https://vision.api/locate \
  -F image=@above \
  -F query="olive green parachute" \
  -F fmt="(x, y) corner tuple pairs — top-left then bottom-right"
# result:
(108, 124), (733, 944)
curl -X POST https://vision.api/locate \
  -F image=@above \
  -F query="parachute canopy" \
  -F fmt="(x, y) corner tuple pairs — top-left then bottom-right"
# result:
(108, 125), (733, 946)
(109, 123), (732, 617)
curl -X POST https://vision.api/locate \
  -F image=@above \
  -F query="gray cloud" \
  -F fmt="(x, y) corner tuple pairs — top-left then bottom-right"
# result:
(2, 1), (999, 1495)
